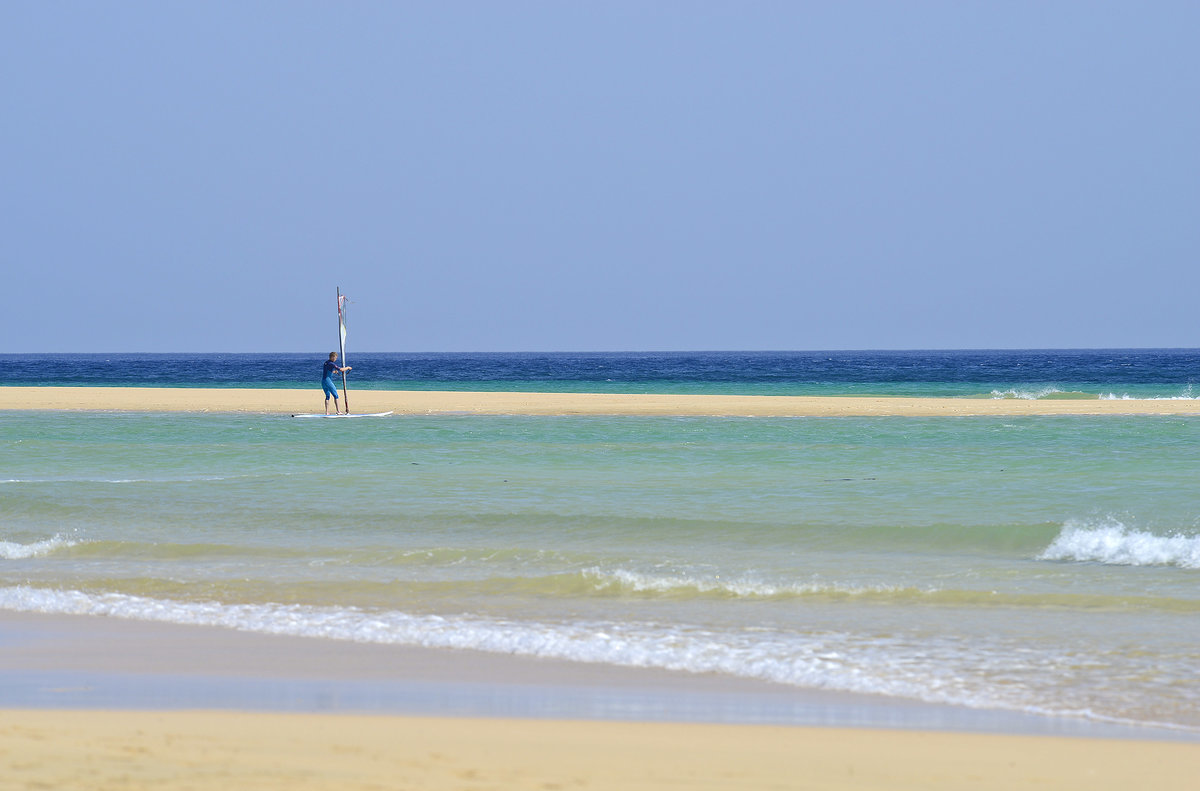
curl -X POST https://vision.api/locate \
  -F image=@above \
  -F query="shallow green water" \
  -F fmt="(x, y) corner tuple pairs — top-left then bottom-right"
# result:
(2, 412), (1199, 730)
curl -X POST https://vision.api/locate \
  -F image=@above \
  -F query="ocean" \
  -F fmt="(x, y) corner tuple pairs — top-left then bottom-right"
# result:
(2, 351), (1199, 733)
(7, 348), (1200, 398)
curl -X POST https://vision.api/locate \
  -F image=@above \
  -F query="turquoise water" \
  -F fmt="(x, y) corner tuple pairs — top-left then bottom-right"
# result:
(3, 411), (1199, 731)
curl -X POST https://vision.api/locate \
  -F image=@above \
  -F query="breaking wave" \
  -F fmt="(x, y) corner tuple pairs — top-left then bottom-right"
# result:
(989, 387), (1066, 400)
(1039, 520), (1200, 569)
(0, 535), (77, 560)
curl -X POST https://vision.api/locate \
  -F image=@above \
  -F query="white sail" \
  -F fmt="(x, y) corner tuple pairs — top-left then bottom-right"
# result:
(337, 294), (348, 362)
(336, 289), (350, 412)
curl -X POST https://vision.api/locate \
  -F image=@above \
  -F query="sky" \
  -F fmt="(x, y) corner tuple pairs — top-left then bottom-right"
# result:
(3, 1), (1197, 352)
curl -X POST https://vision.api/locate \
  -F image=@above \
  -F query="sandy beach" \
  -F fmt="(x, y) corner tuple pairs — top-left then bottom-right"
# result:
(4, 385), (1200, 416)
(2, 612), (1197, 790)
(6, 709), (1199, 791)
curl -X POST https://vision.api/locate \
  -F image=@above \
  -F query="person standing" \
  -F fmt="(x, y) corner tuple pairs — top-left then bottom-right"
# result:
(322, 352), (351, 415)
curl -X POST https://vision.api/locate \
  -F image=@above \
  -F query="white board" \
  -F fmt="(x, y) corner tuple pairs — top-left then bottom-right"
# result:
(291, 411), (394, 419)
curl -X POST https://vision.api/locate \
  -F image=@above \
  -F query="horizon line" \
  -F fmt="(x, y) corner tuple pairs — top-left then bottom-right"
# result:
(5, 347), (1199, 356)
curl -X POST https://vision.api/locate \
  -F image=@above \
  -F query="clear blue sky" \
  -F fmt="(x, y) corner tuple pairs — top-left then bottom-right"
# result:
(4, 2), (1197, 352)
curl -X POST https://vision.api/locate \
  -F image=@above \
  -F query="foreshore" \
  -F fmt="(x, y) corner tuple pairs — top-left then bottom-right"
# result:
(4, 385), (1200, 416)
(6, 710), (1198, 791)
(2, 611), (1197, 789)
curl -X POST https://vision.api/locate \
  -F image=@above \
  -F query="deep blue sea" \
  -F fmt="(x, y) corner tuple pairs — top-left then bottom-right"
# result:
(6, 349), (1200, 398)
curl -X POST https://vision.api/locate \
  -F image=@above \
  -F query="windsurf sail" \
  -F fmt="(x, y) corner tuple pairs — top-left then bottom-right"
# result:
(336, 288), (349, 412)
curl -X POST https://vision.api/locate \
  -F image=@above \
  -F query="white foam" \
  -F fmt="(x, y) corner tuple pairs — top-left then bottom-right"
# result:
(584, 568), (910, 598)
(1099, 392), (1199, 401)
(0, 587), (1089, 716)
(989, 387), (1063, 400)
(0, 585), (1194, 731)
(0, 586), (994, 703)
(0, 536), (76, 560)
(1039, 520), (1200, 569)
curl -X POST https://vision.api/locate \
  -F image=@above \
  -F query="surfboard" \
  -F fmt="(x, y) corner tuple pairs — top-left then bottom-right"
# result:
(291, 411), (394, 419)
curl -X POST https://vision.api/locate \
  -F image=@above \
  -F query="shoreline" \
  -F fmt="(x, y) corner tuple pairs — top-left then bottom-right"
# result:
(2, 612), (1198, 790)
(4, 385), (1200, 416)
(4, 611), (1181, 739)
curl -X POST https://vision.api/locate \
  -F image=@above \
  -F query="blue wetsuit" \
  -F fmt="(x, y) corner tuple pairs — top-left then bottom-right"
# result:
(322, 360), (340, 399)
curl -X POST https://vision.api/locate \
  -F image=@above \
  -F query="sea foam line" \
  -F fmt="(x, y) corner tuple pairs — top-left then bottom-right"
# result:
(0, 586), (1033, 709)
(584, 568), (919, 598)
(1099, 383), (1196, 400)
(1, 585), (1195, 732)
(579, 569), (1195, 610)
(1098, 393), (1200, 400)
(1039, 521), (1200, 569)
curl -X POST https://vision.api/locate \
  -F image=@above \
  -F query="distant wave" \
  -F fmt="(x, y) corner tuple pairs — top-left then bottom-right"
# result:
(989, 386), (1200, 400)
(577, 568), (1195, 610)
(989, 387), (1067, 400)
(0, 474), (284, 484)
(1098, 389), (1198, 401)
(0, 536), (76, 560)
(1039, 520), (1200, 569)
(584, 568), (918, 599)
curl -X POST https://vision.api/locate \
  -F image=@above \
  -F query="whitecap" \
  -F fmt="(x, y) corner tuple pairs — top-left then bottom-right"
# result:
(989, 387), (1063, 400)
(0, 536), (77, 560)
(1038, 520), (1200, 569)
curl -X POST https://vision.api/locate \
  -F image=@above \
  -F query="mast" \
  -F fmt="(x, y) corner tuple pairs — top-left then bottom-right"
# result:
(337, 287), (349, 413)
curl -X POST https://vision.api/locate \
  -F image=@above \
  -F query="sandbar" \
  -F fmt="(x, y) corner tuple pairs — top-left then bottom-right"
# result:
(4, 386), (1200, 416)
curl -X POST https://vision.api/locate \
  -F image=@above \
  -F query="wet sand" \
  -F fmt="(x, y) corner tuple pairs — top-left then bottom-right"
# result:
(2, 612), (1198, 790)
